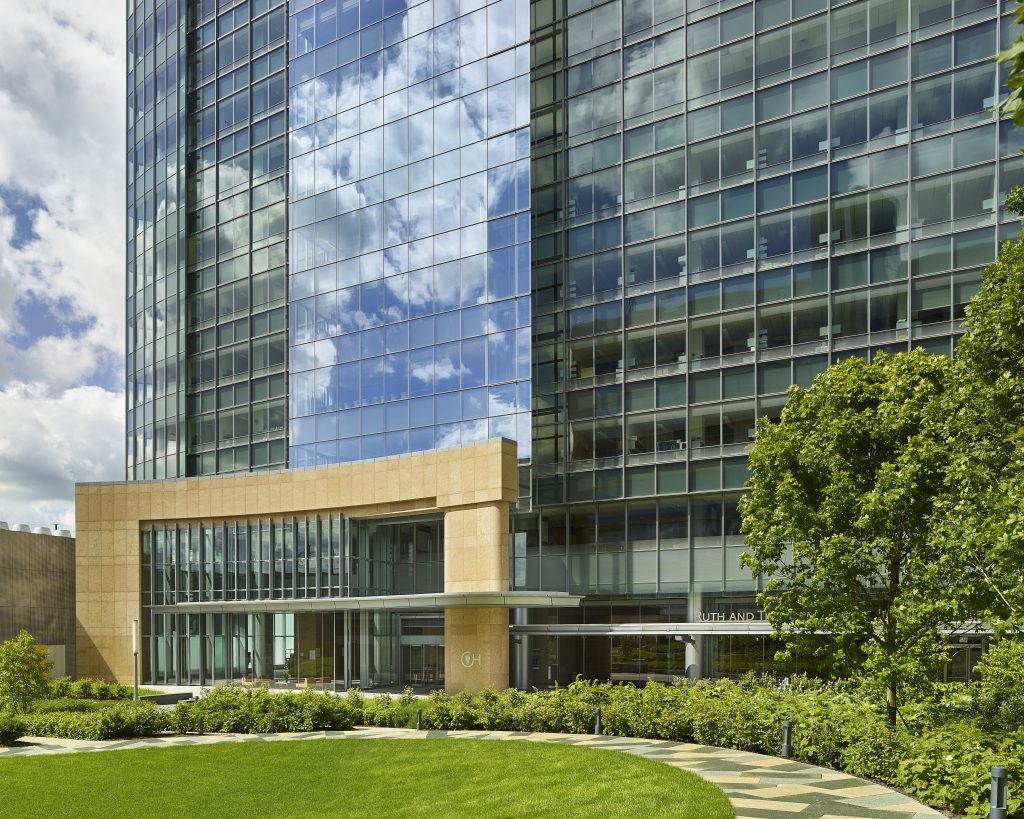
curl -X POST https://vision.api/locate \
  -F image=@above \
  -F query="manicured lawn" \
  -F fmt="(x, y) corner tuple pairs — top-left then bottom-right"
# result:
(0, 739), (733, 818)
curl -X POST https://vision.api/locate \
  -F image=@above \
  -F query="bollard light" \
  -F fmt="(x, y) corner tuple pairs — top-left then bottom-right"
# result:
(781, 720), (793, 759)
(594, 707), (602, 736)
(131, 620), (139, 703)
(416, 708), (422, 731)
(197, 714), (204, 737)
(990, 766), (1008, 819)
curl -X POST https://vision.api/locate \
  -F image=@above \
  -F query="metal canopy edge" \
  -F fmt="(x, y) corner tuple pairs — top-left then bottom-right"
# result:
(151, 591), (584, 614)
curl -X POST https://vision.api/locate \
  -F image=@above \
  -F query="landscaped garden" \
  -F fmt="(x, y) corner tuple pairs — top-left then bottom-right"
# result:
(1, 665), (1021, 816)
(1, 623), (1023, 816)
(0, 738), (732, 818)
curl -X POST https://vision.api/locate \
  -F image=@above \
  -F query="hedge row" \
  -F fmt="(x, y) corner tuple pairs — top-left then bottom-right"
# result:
(1, 702), (167, 743)
(0, 712), (23, 745)
(168, 687), (359, 734)
(49, 678), (134, 701)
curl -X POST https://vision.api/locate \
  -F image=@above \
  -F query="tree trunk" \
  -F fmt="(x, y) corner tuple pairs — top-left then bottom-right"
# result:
(886, 684), (898, 725)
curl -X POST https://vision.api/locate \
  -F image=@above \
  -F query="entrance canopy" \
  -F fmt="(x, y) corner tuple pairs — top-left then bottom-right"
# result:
(152, 591), (584, 614)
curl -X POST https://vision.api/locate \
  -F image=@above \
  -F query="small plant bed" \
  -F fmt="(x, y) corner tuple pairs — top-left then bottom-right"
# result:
(0, 739), (733, 818)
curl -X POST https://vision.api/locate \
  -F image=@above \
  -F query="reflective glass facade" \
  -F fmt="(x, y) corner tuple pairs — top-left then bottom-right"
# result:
(183, 0), (291, 476)
(129, 0), (290, 482)
(519, 0), (1020, 622)
(128, 0), (1016, 687)
(286, 0), (534, 466)
(127, 0), (187, 480)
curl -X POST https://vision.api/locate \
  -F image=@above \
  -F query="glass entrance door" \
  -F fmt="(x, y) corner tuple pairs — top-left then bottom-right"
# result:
(399, 615), (444, 688)
(401, 644), (445, 687)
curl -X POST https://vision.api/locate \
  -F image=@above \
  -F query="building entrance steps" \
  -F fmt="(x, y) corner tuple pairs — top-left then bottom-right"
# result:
(1, 727), (941, 818)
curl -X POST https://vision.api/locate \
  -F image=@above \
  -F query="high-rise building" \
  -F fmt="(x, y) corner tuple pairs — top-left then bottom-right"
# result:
(101, 0), (1011, 689)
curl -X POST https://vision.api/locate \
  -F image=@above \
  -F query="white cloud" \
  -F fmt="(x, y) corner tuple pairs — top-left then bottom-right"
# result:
(0, 3), (125, 351)
(0, 383), (124, 531)
(0, 1), (125, 526)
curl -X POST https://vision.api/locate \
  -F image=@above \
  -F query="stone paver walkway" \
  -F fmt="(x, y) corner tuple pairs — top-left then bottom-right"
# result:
(0, 727), (941, 819)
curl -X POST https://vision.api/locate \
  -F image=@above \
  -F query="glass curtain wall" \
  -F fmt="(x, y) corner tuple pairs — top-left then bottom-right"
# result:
(286, 0), (533, 467)
(147, 610), (404, 688)
(524, 0), (1020, 651)
(140, 515), (443, 685)
(128, 0), (188, 481)
(183, 0), (291, 477)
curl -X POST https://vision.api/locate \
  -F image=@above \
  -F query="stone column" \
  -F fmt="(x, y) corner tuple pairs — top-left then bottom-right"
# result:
(685, 589), (703, 682)
(444, 606), (509, 692)
(443, 502), (510, 692)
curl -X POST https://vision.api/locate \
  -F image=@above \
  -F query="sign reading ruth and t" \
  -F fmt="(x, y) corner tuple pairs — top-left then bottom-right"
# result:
(698, 609), (767, 622)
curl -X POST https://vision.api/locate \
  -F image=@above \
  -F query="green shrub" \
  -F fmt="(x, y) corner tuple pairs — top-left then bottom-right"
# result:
(0, 712), (25, 745)
(838, 714), (912, 782)
(0, 631), (52, 713)
(896, 725), (997, 816)
(789, 688), (855, 767)
(44, 678), (134, 701)
(686, 678), (785, 753)
(30, 698), (116, 714)
(22, 711), (106, 740)
(362, 692), (416, 728)
(20, 702), (167, 741)
(66, 679), (132, 701)
(344, 688), (365, 723)
(422, 690), (480, 730)
(99, 702), (168, 738)
(600, 682), (692, 741)
(973, 639), (1024, 733)
(169, 686), (358, 734)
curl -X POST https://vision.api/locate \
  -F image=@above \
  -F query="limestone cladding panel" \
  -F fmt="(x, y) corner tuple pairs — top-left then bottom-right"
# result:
(74, 439), (517, 683)
(444, 606), (510, 693)
(443, 504), (509, 594)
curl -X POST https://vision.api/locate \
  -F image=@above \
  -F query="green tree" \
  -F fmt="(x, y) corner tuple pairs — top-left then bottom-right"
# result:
(0, 631), (53, 714)
(998, 13), (1024, 127)
(932, 192), (1024, 630)
(739, 350), (967, 722)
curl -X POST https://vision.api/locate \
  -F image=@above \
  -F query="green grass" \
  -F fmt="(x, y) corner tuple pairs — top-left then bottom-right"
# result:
(0, 739), (733, 818)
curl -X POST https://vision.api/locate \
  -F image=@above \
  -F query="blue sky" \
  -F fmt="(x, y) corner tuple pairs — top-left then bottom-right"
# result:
(0, 1), (126, 530)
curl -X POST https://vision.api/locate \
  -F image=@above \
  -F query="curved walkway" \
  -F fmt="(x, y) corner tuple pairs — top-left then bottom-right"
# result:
(0, 727), (941, 819)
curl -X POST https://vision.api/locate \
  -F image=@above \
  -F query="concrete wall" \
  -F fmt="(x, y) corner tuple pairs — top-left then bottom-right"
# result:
(0, 528), (75, 677)
(75, 438), (518, 691)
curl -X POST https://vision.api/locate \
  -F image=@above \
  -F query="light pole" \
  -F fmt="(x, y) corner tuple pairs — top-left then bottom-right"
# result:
(131, 619), (139, 702)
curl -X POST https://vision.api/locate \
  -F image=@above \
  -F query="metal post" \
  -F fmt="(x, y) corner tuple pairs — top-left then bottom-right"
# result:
(131, 619), (139, 702)
(781, 720), (793, 758)
(197, 714), (204, 737)
(594, 707), (602, 735)
(990, 766), (1008, 819)
(416, 708), (423, 730)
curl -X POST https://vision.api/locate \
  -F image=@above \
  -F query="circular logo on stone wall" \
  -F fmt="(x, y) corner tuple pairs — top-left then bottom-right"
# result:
(460, 651), (481, 668)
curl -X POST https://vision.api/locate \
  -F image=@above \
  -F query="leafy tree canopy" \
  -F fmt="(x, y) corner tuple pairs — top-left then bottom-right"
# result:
(740, 350), (968, 719)
(933, 189), (1024, 630)
(0, 631), (52, 714)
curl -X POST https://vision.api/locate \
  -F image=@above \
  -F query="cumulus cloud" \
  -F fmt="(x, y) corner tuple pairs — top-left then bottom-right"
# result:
(0, 1), (125, 528)
(0, 384), (124, 530)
